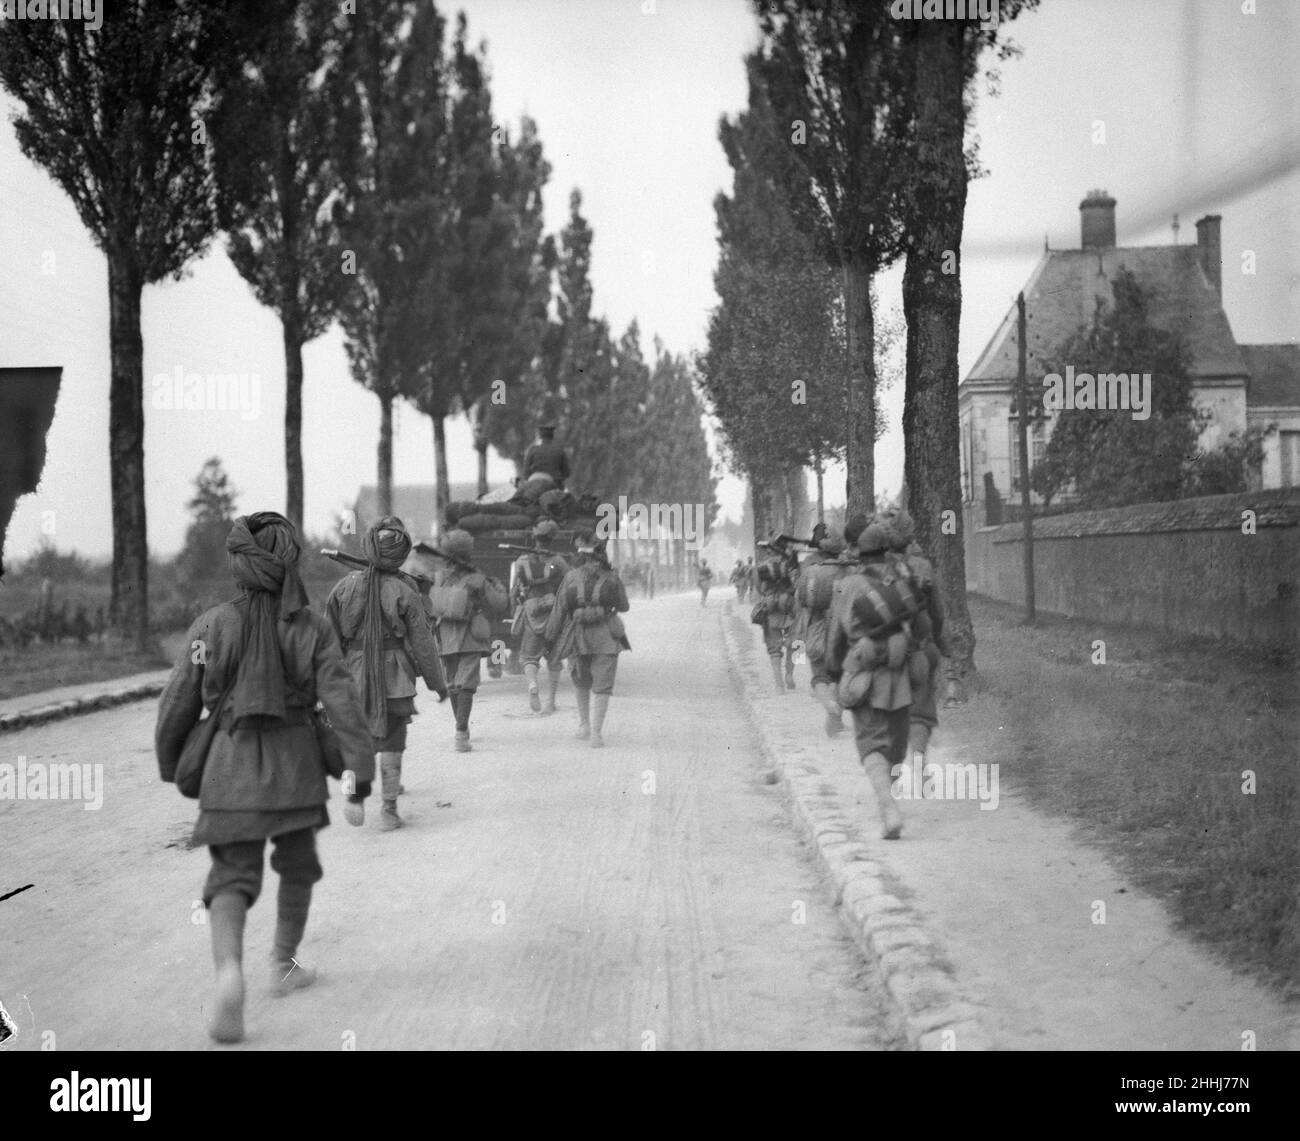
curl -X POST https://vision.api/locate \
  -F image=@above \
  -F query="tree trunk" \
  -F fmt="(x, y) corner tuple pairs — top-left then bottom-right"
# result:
(282, 314), (305, 532)
(843, 259), (877, 519)
(750, 479), (764, 554)
(472, 396), (490, 498)
(815, 453), (825, 521)
(902, 20), (976, 702)
(432, 415), (451, 522)
(107, 257), (149, 651)
(476, 442), (489, 499)
(786, 465), (810, 536)
(377, 391), (393, 517)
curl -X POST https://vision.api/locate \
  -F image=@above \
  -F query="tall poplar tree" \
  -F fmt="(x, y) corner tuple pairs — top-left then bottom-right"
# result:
(0, 2), (229, 648)
(210, 0), (353, 531)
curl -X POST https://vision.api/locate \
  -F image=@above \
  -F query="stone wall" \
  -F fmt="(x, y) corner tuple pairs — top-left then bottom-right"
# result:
(963, 490), (1300, 648)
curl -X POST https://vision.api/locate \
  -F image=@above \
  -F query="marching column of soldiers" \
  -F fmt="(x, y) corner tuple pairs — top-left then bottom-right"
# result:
(150, 403), (942, 1044)
(153, 424), (644, 1044)
(745, 506), (947, 844)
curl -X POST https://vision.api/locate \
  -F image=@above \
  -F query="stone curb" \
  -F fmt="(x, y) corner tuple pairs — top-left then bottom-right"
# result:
(0, 681), (166, 734)
(720, 603), (992, 1052)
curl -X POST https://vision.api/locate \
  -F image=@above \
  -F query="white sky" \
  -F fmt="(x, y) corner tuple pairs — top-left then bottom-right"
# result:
(2, 0), (1297, 559)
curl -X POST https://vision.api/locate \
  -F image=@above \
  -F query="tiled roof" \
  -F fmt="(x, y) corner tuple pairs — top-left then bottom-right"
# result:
(1240, 343), (1300, 408)
(989, 488), (1300, 541)
(967, 246), (1246, 385)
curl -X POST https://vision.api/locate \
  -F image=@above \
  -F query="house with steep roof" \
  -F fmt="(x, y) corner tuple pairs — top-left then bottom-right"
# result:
(959, 191), (1300, 521)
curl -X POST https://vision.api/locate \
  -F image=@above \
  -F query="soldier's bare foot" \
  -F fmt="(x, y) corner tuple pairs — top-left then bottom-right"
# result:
(209, 964), (244, 1044)
(529, 688), (540, 712)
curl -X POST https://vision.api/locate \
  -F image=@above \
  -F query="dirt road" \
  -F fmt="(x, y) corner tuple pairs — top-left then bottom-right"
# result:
(1, 592), (900, 1051)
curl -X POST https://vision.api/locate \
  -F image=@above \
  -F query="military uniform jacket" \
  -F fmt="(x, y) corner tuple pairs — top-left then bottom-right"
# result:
(513, 550), (570, 635)
(326, 570), (446, 700)
(434, 564), (510, 654)
(545, 564), (630, 656)
(523, 441), (571, 484)
(155, 602), (375, 812)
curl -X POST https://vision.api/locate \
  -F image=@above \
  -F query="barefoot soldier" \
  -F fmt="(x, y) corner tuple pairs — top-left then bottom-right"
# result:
(426, 529), (511, 753)
(155, 512), (374, 1045)
(326, 516), (448, 831)
(510, 519), (570, 715)
(826, 523), (922, 840)
(545, 537), (630, 747)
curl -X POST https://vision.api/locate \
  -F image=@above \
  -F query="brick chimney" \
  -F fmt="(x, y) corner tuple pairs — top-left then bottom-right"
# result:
(1195, 214), (1222, 300)
(1079, 190), (1117, 249)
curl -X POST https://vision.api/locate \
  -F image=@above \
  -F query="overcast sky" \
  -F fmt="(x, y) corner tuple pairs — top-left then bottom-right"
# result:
(2, 0), (1297, 559)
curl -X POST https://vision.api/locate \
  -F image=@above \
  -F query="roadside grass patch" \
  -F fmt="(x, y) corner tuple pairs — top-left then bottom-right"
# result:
(967, 595), (1298, 996)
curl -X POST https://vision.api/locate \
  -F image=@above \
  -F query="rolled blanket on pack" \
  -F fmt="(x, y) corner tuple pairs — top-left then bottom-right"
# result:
(457, 512), (538, 533)
(448, 500), (528, 520)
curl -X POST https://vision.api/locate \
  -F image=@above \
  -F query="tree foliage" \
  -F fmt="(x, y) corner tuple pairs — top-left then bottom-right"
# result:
(0, 1), (232, 647)
(209, 0), (355, 529)
(700, 57), (850, 486)
(1031, 269), (1203, 509)
(177, 457), (239, 585)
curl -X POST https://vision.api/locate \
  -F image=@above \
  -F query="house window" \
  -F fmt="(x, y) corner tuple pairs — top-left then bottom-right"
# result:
(1008, 419), (1045, 494)
(1281, 431), (1300, 487)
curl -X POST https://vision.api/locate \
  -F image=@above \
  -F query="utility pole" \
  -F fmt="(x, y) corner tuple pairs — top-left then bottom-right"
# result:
(1016, 292), (1036, 623)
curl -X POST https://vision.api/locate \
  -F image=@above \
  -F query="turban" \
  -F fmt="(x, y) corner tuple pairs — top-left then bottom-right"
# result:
(225, 512), (308, 724)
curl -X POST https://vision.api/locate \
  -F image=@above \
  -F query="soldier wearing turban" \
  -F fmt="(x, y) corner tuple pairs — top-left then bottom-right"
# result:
(327, 516), (448, 830)
(156, 512), (375, 1044)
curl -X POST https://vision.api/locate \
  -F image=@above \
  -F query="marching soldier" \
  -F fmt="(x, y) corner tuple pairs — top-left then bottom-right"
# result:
(155, 512), (374, 1044)
(326, 516), (448, 831)
(523, 423), (571, 490)
(794, 528), (850, 737)
(545, 537), (630, 748)
(697, 558), (714, 605)
(754, 536), (800, 693)
(878, 509), (950, 776)
(427, 529), (511, 753)
(512, 519), (570, 715)
(826, 524), (922, 840)
(729, 559), (746, 602)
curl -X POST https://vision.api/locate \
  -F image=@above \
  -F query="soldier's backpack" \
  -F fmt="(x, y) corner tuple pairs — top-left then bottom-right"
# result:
(843, 559), (921, 640)
(756, 554), (792, 592)
(427, 582), (472, 622)
(801, 559), (849, 616)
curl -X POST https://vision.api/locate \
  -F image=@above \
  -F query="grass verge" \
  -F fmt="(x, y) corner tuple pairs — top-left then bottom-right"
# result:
(0, 640), (171, 702)
(964, 593), (1298, 998)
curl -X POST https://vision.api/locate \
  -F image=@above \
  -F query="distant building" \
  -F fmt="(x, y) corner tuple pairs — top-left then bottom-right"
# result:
(959, 191), (1300, 520)
(352, 483), (487, 542)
